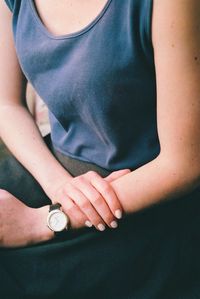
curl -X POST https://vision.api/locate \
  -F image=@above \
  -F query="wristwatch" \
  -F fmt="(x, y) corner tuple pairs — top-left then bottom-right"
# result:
(47, 203), (69, 232)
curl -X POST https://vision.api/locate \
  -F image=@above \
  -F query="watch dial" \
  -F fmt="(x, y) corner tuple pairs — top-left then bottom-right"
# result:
(49, 211), (68, 232)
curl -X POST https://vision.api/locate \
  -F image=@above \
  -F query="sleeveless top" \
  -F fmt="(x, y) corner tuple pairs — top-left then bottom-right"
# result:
(4, 0), (159, 171)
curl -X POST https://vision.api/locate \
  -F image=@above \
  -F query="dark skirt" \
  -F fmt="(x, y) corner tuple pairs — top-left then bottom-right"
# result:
(0, 135), (200, 299)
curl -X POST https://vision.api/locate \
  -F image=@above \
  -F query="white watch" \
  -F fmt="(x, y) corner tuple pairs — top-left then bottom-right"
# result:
(47, 203), (69, 232)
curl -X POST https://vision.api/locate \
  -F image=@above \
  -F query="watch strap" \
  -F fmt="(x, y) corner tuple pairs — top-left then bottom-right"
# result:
(49, 203), (62, 212)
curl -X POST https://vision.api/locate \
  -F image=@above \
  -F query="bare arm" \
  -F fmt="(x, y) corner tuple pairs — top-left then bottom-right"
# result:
(0, 169), (129, 247)
(111, 0), (200, 213)
(0, 1), (131, 231)
(0, 2), (72, 193)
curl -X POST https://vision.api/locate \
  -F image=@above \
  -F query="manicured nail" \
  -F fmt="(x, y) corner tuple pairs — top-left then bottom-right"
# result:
(98, 223), (106, 231)
(85, 220), (93, 227)
(110, 220), (118, 228)
(115, 209), (122, 219)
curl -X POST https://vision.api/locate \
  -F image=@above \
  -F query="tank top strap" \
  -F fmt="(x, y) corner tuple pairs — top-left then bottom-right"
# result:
(4, 0), (15, 12)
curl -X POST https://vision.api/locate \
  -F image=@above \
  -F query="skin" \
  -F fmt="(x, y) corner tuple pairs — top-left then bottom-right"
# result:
(0, 170), (128, 247)
(0, 0), (200, 247)
(0, 190), (53, 247)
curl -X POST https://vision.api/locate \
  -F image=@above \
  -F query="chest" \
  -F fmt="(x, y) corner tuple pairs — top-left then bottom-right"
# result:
(13, 0), (155, 127)
(33, 0), (109, 37)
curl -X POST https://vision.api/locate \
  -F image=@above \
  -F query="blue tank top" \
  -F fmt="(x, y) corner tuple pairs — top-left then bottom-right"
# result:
(5, 0), (159, 171)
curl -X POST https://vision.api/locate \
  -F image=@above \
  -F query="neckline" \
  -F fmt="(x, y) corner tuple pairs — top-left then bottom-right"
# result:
(28, 0), (112, 40)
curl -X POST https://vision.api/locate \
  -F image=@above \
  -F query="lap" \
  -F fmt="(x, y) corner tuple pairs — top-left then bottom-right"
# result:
(0, 135), (200, 298)
(0, 212), (200, 299)
(0, 136), (51, 207)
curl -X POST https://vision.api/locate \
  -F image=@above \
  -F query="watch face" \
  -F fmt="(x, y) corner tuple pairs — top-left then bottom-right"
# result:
(48, 211), (68, 232)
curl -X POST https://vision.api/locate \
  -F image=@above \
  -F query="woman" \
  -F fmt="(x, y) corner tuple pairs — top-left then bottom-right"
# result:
(0, 0), (200, 298)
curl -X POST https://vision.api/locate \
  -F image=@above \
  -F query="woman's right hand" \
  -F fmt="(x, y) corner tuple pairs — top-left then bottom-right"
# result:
(49, 169), (130, 231)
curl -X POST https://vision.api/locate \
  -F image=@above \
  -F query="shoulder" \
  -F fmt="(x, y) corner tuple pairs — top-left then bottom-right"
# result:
(152, 0), (200, 51)
(152, 0), (200, 35)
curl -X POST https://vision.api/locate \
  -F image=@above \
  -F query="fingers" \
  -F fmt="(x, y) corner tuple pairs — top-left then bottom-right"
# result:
(54, 169), (128, 231)
(59, 194), (89, 229)
(86, 171), (123, 220)
(105, 169), (131, 182)
(71, 177), (117, 230)
(64, 183), (107, 231)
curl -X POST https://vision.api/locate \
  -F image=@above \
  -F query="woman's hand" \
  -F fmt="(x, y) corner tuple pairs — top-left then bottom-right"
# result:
(0, 190), (54, 248)
(49, 169), (131, 231)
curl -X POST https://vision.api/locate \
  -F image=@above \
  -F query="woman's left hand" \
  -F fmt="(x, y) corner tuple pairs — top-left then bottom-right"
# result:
(47, 169), (131, 231)
(0, 190), (54, 248)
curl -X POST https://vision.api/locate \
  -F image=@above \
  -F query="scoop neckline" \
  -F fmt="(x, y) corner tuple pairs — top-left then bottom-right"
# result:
(28, 0), (112, 40)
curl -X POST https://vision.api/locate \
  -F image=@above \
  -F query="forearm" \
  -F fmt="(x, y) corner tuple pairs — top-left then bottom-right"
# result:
(0, 104), (72, 198)
(111, 154), (200, 214)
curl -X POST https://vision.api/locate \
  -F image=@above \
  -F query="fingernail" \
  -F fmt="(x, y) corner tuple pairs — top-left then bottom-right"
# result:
(110, 220), (118, 228)
(85, 220), (93, 227)
(115, 209), (122, 219)
(98, 223), (106, 231)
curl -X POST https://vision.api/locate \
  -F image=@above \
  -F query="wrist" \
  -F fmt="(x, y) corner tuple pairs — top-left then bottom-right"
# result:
(30, 206), (54, 243)
(42, 171), (72, 202)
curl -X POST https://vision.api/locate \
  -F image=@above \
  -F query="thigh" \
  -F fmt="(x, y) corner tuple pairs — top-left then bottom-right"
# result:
(1, 207), (199, 299)
(1, 137), (200, 299)
(0, 136), (51, 207)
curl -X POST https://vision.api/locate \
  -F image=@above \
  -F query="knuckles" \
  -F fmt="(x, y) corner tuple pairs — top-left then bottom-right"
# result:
(91, 194), (103, 205)
(101, 183), (111, 195)
(50, 171), (119, 230)
(72, 176), (85, 184)
(79, 199), (90, 210)
(86, 171), (99, 180)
